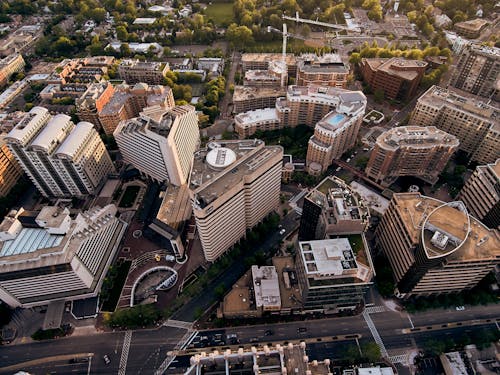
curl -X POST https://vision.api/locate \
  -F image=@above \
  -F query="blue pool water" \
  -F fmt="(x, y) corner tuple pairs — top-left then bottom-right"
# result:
(326, 113), (346, 126)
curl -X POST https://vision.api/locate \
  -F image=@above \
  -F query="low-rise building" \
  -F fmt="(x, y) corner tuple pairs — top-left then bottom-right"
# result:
(454, 18), (489, 39)
(48, 56), (115, 85)
(252, 265), (281, 311)
(297, 53), (349, 88)
(232, 86), (285, 113)
(0, 25), (42, 57)
(299, 176), (370, 241)
(360, 57), (427, 101)
(118, 59), (169, 85)
(0, 54), (25, 86)
(98, 82), (175, 135)
(365, 126), (459, 187)
(296, 238), (374, 313)
(0, 204), (127, 308)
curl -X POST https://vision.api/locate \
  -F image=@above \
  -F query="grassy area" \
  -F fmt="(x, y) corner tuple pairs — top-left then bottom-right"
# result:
(100, 260), (132, 312)
(252, 124), (313, 159)
(347, 234), (364, 255)
(119, 186), (140, 208)
(204, 3), (234, 26)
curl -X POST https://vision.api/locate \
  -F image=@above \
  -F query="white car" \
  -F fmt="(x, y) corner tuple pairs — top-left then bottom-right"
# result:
(279, 229), (286, 235)
(455, 306), (465, 311)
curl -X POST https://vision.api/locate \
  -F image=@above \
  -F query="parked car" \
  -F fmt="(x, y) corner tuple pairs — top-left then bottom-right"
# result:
(103, 355), (111, 365)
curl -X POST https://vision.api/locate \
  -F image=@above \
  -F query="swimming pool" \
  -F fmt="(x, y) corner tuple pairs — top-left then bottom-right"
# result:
(326, 113), (346, 126)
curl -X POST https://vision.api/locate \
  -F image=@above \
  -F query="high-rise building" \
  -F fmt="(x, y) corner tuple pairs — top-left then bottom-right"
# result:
(458, 159), (500, 229)
(118, 59), (170, 85)
(306, 91), (366, 174)
(296, 238), (374, 313)
(450, 44), (499, 100)
(6, 107), (114, 198)
(299, 176), (370, 241)
(365, 126), (459, 187)
(75, 82), (115, 130)
(409, 85), (500, 165)
(114, 105), (199, 185)
(190, 140), (283, 261)
(376, 193), (500, 298)
(98, 82), (175, 135)
(0, 204), (127, 308)
(0, 137), (22, 197)
(360, 57), (427, 101)
(296, 53), (349, 89)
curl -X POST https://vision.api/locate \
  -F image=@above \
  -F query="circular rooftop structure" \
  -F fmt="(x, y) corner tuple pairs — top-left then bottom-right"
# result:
(421, 201), (470, 259)
(206, 147), (237, 169)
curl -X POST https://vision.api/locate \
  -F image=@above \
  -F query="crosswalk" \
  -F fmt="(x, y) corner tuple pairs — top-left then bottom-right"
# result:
(365, 306), (386, 314)
(164, 319), (194, 330)
(118, 330), (133, 375)
(362, 310), (388, 358)
(389, 353), (409, 365)
(155, 329), (197, 375)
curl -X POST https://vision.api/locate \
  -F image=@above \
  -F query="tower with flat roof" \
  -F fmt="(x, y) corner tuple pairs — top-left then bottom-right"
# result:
(5, 107), (114, 198)
(459, 159), (500, 229)
(376, 193), (500, 298)
(190, 140), (283, 261)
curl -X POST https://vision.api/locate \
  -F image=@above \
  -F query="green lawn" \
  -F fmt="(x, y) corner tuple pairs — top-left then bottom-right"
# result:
(347, 234), (364, 255)
(100, 261), (132, 312)
(204, 3), (234, 26)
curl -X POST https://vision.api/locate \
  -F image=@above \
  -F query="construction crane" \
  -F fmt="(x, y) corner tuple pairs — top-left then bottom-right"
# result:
(267, 23), (306, 86)
(283, 11), (353, 32)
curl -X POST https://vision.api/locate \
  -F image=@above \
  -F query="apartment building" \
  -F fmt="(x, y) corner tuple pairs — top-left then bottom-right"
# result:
(235, 85), (364, 138)
(450, 44), (499, 100)
(0, 204), (127, 308)
(114, 105), (199, 185)
(48, 56), (115, 85)
(299, 176), (370, 241)
(232, 86), (285, 114)
(118, 59), (170, 85)
(75, 82), (115, 130)
(409, 85), (499, 165)
(296, 238), (374, 313)
(5, 107), (114, 198)
(459, 159), (499, 229)
(0, 25), (42, 57)
(296, 53), (349, 88)
(376, 193), (500, 298)
(0, 54), (25, 86)
(0, 137), (22, 197)
(454, 18), (489, 39)
(190, 140), (283, 261)
(98, 82), (175, 135)
(360, 57), (427, 101)
(365, 126), (459, 187)
(306, 91), (366, 174)
(241, 53), (297, 76)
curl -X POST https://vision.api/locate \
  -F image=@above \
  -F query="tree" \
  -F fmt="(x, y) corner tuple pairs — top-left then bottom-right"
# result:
(373, 88), (384, 103)
(53, 36), (75, 56)
(226, 23), (254, 50)
(116, 25), (129, 41)
(120, 43), (131, 57)
(361, 342), (381, 362)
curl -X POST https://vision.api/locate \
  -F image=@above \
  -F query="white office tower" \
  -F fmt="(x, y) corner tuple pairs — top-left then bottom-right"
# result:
(0, 204), (127, 308)
(190, 140), (283, 261)
(114, 105), (200, 186)
(5, 107), (114, 198)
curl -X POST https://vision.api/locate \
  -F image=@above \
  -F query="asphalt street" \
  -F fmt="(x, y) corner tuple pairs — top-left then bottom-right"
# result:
(171, 212), (300, 321)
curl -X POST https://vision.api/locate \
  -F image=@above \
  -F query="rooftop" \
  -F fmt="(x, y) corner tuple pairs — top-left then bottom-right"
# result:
(5, 107), (49, 145)
(251, 265), (281, 309)
(363, 57), (427, 81)
(55, 122), (95, 158)
(232, 86), (285, 102)
(417, 85), (499, 126)
(30, 114), (71, 152)
(393, 193), (500, 261)
(190, 140), (282, 208)
(234, 108), (279, 126)
(377, 126), (459, 150)
(299, 238), (373, 283)
(455, 18), (489, 31)
(298, 53), (349, 73)
(155, 184), (192, 230)
(241, 53), (297, 65)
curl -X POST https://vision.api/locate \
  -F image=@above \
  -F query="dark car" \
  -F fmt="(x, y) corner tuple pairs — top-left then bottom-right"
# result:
(264, 330), (274, 336)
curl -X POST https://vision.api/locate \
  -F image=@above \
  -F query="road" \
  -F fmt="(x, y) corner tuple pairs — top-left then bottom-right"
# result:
(0, 326), (186, 375)
(171, 211), (300, 322)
